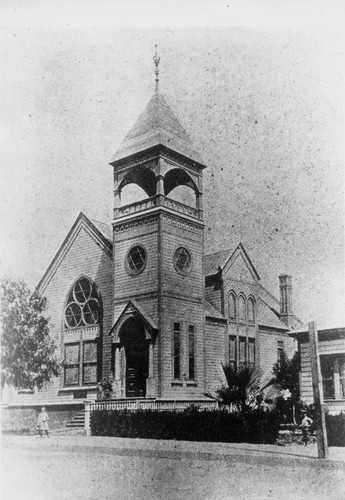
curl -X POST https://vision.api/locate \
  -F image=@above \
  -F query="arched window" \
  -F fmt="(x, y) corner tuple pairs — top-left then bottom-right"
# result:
(247, 297), (255, 323)
(238, 295), (246, 322)
(65, 277), (100, 329)
(64, 278), (100, 387)
(228, 292), (236, 319)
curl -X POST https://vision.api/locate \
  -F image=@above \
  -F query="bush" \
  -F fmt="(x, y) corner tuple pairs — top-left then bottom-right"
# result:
(90, 407), (280, 444)
(326, 412), (345, 447)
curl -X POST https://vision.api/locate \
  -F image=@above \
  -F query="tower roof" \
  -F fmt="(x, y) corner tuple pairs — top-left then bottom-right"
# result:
(110, 92), (205, 167)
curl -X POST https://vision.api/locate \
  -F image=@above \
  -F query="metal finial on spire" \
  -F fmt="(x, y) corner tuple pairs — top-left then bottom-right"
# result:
(153, 44), (160, 92)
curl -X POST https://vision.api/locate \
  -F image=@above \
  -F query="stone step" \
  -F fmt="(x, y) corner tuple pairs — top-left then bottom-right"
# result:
(66, 411), (85, 428)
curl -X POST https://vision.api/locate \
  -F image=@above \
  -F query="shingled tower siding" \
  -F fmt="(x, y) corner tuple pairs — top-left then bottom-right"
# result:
(110, 91), (207, 399)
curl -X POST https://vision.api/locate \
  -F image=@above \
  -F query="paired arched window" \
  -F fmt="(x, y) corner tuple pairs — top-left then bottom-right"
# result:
(64, 278), (100, 387)
(227, 292), (256, 324)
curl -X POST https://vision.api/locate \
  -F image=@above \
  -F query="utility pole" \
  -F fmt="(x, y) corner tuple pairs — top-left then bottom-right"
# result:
(308, 321), (328, 459)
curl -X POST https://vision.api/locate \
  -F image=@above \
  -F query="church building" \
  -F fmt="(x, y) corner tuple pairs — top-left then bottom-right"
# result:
(3, 53), (302, 424)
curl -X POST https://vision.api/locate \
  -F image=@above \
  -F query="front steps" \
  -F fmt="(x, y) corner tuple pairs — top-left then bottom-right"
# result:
(66, 410), (85, 428)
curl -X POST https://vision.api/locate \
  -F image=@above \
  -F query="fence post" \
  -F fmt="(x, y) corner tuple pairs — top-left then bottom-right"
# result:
(84, 401), (91, 437)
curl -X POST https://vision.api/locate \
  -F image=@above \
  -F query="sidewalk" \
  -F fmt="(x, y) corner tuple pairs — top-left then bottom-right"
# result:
(3, 433), (345, 468)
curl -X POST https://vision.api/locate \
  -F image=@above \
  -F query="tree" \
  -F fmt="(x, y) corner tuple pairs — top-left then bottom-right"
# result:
(272, 350), (300, 423)
(0, 278), (60, 390)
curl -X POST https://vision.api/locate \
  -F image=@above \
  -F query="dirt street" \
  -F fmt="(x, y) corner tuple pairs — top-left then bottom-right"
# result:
(2, 436), (344, 500)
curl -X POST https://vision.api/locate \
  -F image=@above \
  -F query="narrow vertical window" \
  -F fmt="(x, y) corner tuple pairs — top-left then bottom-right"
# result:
(173, 322), (181, 380)
(239, 337), (246, 369)
(277, 340), (284, 362)
(188, 325), (195, 381)
(238, 296), (246, 322)
(229, 335), (237, 370)
(247, 297), (255, 323)
(248, 338), (255, 369)
(228, 292), (236, 319)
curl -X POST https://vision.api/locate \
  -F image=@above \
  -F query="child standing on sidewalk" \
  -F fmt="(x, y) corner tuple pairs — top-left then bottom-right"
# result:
(37, 407), (49, 438)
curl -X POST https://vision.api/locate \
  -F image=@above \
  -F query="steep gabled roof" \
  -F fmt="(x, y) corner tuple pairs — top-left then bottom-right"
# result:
(205, 243), (260, 280)
(110, 299), (158, 337)
(257, 297), (289, 331)
(110, 92), (205, 167)
(37, 212), (113, 294)
(205, 248), (232, 276)
(89, 217), (112, 244)
(204, 300), (226, 321)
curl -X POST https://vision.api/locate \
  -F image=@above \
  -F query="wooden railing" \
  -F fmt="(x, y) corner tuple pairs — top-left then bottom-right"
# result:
(113, 196), (201, 220)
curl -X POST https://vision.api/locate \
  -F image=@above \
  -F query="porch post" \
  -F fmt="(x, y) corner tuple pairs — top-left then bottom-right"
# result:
(113, 344), (122, 398)
(149, 341), (154, 378)
(146, 340), (155, 398)
(84, 401), (91, 437)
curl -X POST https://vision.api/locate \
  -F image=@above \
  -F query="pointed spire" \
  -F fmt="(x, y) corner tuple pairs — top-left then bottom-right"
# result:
(153, 44), (160, 93)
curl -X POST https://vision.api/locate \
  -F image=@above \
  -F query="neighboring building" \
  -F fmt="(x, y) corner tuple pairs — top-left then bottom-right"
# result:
(289, 325), (345, 415)
(3, 66), (303, 424)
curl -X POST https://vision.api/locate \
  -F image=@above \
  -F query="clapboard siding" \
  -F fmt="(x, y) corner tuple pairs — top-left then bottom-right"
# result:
(8, 225), (113, 406)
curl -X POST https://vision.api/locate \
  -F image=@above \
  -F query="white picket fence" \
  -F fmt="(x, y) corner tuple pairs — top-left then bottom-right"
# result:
(84, 398), (219, 431)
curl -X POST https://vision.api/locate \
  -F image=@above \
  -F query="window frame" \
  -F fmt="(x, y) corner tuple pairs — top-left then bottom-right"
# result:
(64, 277), (100, 330)
(173, 246), (193, 276)
(247, 297), (255, 324)
(172, 322), (181, 381)
(238, 295), (246, 323)
(320, 354), (345, 401)
(277, 340), (284, 363)
(228, 292), (237, 320)
(125, 243), (147, 276)
(64, 342), (80, 387)
(82, 340), (98, 386)
(187, 325), (196, 381)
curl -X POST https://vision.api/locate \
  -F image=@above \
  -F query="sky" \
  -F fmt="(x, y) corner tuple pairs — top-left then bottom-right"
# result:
(1, 1), (344, 326)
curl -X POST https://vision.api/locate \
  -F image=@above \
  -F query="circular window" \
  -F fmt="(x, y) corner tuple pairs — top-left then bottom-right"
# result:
(126, 244), (147, 275)
(65, 278), (100, 329)
(173, 247), (192, 275)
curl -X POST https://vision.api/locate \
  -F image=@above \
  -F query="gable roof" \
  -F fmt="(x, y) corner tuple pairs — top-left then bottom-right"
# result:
(110, 299), (158, 336)
(110, 92), (205, 167)
(205, 243), (260, 280)
(204, 300), (226, 321)
(37, 212), (113, 294)
(89, 217), (112, 244)
(257, 296), (290, 331)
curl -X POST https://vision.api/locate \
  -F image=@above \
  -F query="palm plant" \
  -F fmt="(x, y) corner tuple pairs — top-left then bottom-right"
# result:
(213, 364), (283, 412)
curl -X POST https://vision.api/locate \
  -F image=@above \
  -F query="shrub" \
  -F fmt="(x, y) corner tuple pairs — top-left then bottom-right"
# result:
(90, 407), (280, 444)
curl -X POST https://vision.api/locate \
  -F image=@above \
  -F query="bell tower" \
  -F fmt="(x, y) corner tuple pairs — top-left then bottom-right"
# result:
(110, 48), (207, 399)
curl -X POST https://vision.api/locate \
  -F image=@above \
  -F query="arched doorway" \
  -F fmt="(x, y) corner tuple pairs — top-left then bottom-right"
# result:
(120, 317), (149, 398)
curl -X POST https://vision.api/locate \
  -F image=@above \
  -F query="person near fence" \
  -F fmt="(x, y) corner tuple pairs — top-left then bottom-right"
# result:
(301, 411), (313, 446)
(37, 407), (49, 438)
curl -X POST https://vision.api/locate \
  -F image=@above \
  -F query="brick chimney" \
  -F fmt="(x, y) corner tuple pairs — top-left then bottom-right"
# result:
(279, 274), (292, 326)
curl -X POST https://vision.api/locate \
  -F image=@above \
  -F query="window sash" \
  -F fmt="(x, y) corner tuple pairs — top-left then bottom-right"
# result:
(248, 339), (255, 368)
(229, 335), (237, 370)
(64, 341), (98, 387)
(238, 337), (246, 369)
(173, 323), (181, 380)
(188, 325), (195, 380)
